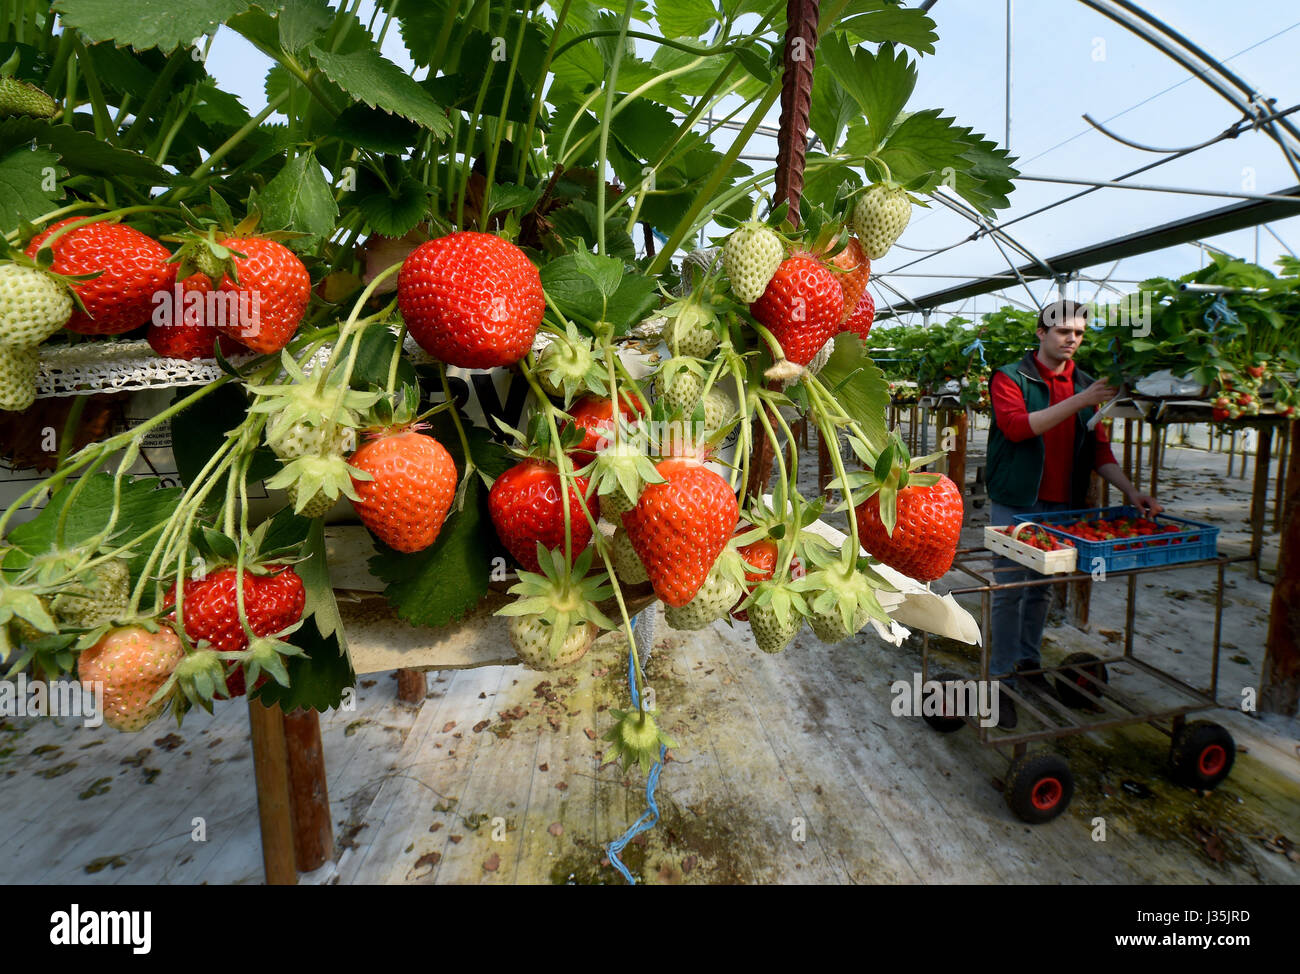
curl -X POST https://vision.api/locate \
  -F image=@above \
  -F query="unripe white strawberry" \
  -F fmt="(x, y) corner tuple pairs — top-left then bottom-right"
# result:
(268, 420), (346, 461)
(610, 528), (648, 584)
(0, 264), (73, 347)
(0, 343), (39, 411)
(852, 183), (912, 260)
(748, 598), (802, 654)
(662, 302), (718, 358)
(508, 615), (596, 670)
(287, 484), (337, 518)
(654, 358), (704, 417)
(664, 567), (741, 631)
(723, 222), (784, 303)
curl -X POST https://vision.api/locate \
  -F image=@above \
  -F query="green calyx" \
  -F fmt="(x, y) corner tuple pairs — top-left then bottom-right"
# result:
(265, 453), (368, 514)
(602, 707), (676, 775)
(152, 647), (238, 708)
(537, 322), (605, 404)
(240, 628), (307, 689)
(248, 350), (382, 446)
(836, 430), (945, 536)
(497, 547), (617, 656)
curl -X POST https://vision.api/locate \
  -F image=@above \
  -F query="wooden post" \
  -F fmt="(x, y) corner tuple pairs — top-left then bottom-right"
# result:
(1135, 419), (1144, 486)
(1250, 423), (1273, 580)
(396, 668), (426, 703)
(1262, 418), (1300, 716)
(247, 698), (297, 885)
(284, 707), (334, 872)
(1275, 422), (1289, 534)
(1147, 422), (1161, 499)
(1122, 418), (1133, 480)
(945, 408), (968, 494)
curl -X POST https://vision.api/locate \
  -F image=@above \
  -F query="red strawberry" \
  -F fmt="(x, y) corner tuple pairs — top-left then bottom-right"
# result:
(214, 236), (310, 354)
(398, 231), (545, 369)
(855, 474), (964, 582)
(488, 459), (593, 573)
(732, 537), (804, 621)
(349, 427), (459, 553)
(165, 565), (305, 697)
(749, 254), (844, 365)
(566, 392), (644, 462)
(145, 273), (249, 360)
(77, 625), (185, 731)
(621, 457), (738, 607)
(26, 219), (175, 335)
(845, 289), (875, 341)
(827, 237), (870, 324)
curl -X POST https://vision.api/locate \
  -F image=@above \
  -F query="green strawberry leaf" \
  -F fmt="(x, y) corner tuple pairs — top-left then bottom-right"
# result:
(347, 324), (418, 396)
(2, 475), (182, 584)
(819, 37), (916, 154)
(835, 1), (939, 55)
(0, 144), (62, 226)
(307, 43), (451, 138)
(817, 333), (890, 453)
(656, 0), (716, 38)
(256, 149), (340, 249)
(299, 518), (347, 651)
(51, 0), (250, 52)
(329, 102), (421, 154)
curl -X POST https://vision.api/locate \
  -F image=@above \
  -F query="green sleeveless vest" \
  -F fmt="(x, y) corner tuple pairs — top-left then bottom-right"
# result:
(986, 351), (1100, 509)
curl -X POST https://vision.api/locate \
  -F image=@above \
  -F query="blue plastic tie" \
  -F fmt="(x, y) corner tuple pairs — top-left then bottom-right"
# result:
(605, 610), (668, 886)
(1203, 296), (1238, 332)
(961, 338), (987, 367)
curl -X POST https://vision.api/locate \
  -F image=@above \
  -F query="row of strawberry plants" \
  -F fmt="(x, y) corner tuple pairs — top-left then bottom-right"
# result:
(0, 2), (1017, 766)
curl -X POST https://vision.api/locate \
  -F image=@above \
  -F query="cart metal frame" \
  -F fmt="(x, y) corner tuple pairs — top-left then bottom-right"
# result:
(921, 550), (1254, 762)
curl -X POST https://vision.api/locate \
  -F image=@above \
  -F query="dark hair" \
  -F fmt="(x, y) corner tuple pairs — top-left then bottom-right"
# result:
(1037, 299), (1089, 332)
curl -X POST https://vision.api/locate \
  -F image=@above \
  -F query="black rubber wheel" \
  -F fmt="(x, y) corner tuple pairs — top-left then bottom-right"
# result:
(1004, 752), (1074, 823)
(1054, 652), (1109, 710)
(1169, 720), (1235, 790)
(922, 670), (968, 733)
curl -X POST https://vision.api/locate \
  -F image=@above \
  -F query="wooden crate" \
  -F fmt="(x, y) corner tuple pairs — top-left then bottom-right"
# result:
(983, 523), (1077, 575)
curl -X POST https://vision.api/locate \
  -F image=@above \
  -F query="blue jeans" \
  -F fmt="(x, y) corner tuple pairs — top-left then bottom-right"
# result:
(989, 499), (1071, 681)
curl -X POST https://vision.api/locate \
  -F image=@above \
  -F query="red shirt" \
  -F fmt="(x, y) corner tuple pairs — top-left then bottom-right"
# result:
(990, 355), (1118, 503)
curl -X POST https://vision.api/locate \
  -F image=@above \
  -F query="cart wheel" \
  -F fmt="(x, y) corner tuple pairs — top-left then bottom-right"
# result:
(1169, 721), (1235, 790)
(1055, 652), (1108, 710)
(922, 671), (968, 733)
(1004, 752), (1074, 823)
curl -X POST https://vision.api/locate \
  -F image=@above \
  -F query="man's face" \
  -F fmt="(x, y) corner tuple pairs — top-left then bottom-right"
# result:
(1038, 315), (1088, 362)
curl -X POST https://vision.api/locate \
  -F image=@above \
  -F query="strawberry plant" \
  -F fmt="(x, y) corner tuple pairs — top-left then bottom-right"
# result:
(0, 1), (1018, 782)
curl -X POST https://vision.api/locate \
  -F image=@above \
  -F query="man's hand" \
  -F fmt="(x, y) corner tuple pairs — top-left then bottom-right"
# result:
(1126, 491), (1164, 517)
(1075, 379), (1118, 408)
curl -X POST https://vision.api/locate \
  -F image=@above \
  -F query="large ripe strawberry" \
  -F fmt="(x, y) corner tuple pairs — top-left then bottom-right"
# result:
(749, 254), (844, 366)
(166, 565), (306, 653)
(77, 625), (185, 731)
(215, 236), (310, 354)
(349, 427), (458, 553)
(828, 237), (870, 324)
(0, 263), (72, 347)
(855, 474), (963, 582)
(621, 457), (738, 607)
(398, 231), (544, 369)
(845, 289), (875, 341)
(852, 183), (912, 260)
(489, 459), (592, 573)
(165, 565), (305, 698)
(724, 222), (784, 303)
(26, 219), (175, 335)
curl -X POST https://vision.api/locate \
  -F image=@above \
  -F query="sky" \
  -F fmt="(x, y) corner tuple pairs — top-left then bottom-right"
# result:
(202, 0), (1300, 322)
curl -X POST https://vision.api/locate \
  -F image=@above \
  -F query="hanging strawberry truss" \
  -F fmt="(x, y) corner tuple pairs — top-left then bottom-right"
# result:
(0, 0), (1017, 768)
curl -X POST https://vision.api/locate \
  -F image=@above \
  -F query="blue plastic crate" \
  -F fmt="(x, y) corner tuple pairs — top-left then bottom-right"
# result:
(1012, 505), (1219, 573)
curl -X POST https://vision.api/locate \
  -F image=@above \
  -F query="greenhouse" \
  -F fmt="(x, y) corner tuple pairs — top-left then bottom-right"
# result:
(0, 0), (1296, 911)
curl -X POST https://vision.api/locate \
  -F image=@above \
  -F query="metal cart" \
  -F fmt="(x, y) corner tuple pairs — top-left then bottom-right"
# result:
(920, 550), (1253, 823)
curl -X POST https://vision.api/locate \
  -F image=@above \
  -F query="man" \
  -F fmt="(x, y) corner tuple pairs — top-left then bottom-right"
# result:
(986, 299), (1161, 729)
